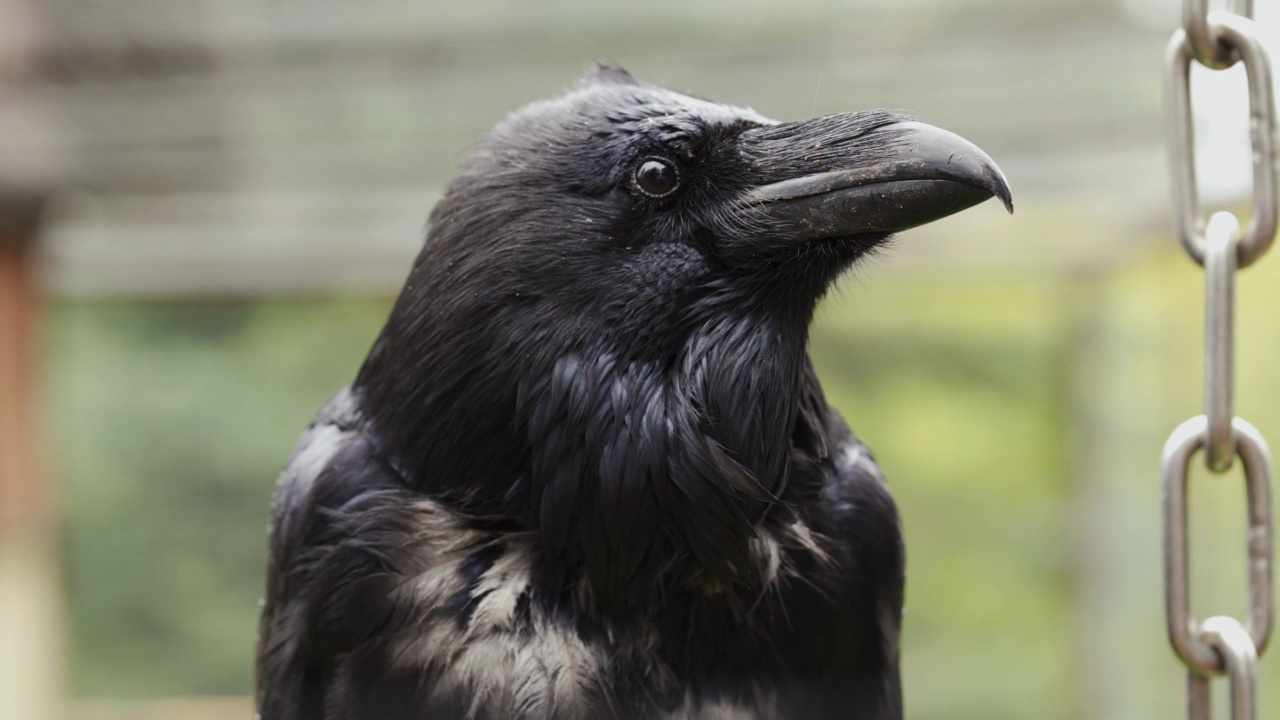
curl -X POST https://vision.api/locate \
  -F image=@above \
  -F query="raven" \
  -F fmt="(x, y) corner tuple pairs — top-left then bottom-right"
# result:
(256, 64), (1011, 720)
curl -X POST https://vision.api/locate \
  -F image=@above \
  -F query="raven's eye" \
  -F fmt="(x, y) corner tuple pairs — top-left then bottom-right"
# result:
(635, 158), (680, 198)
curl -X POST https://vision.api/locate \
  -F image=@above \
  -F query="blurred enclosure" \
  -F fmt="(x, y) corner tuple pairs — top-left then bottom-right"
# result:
(2, 0), (1280, 719)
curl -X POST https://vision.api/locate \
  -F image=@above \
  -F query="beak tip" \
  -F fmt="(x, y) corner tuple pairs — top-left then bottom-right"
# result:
(989, 170), (1014, 215)
(998, 189), (1014, 215)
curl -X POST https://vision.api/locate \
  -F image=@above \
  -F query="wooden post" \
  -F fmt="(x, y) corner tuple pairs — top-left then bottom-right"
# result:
(0, 196), (63, 720)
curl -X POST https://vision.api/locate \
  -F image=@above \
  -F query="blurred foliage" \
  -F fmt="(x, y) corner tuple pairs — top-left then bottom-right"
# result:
(44, 234), (1280, 717)
(50, 298), (390, 696)
(48, 276), (1074, 715)
(814, 276), (1075, 720)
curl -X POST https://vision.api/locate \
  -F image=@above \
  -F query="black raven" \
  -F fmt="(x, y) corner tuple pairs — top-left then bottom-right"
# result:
(256, 64), (1011, 720)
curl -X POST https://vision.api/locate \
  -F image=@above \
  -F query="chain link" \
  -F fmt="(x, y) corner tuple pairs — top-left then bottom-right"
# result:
(1189, 617), (1259, 720)
(1162, 0), (1278, 717)
(1183, 0), (1254, 69)
(1165, 9), (1277, 268)
(1163, 415), (1273, 673)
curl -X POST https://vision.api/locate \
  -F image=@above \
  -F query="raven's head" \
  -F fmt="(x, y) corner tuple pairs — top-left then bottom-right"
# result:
(356, 65), (1010, 605)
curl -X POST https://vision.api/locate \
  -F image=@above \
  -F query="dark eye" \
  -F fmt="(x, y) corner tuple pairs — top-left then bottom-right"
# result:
(635, 158), (680, 198)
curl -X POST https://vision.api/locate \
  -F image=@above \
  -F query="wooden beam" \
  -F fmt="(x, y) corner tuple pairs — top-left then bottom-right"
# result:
(0, 195), (63, 720)
(0, 222), (43, 526)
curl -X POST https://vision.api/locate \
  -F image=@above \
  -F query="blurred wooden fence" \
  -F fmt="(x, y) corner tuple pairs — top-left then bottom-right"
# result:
(0, 0), (1174, 297)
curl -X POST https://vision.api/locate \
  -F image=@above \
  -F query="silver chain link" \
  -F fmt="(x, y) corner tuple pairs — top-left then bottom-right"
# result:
(1166, 4), (1277, 268)
(1162, 1), (1278, 718)
(1182, 0), (1255, 69)
(1190, 617), (1260, 720)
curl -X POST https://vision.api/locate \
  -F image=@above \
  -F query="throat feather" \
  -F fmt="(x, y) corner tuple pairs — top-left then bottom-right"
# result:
(523, 320), (807, 603)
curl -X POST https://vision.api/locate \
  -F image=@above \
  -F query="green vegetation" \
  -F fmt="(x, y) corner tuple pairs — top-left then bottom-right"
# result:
(51, 299), (390, 695)
(46, 242), (1280, 717)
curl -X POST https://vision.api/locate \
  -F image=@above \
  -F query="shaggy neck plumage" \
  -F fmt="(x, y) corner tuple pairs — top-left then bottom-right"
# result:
(353, 231), (849, 607)
(350, 197), (860, 599)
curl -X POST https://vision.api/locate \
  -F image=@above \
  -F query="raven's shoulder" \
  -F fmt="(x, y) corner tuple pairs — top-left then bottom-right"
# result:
(256, 387), (407, 717)
(263, 387), (365, 574)
(256, 385), (903, 720)
(750, 367), (904, 718)
(257, 389), (616, 719)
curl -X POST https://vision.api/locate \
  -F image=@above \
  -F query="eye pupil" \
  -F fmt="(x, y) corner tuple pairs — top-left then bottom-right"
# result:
(636, 159), (678, 197)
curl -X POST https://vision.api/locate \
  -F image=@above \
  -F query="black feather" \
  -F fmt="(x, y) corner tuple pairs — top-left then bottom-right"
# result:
(257, 66), (908, 720)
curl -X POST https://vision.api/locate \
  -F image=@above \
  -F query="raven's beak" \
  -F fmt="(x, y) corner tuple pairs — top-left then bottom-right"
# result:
(738, 119), (1012, 240)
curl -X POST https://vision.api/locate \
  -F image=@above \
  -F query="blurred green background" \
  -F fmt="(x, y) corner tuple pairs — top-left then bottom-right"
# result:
(52, 247), (1280, 720)
(4, 0), (1280, 718)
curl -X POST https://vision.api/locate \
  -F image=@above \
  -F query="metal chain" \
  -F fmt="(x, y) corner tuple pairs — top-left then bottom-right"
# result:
(1166, 5), (1276, 268)
(1162, 1), (1278, 718)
